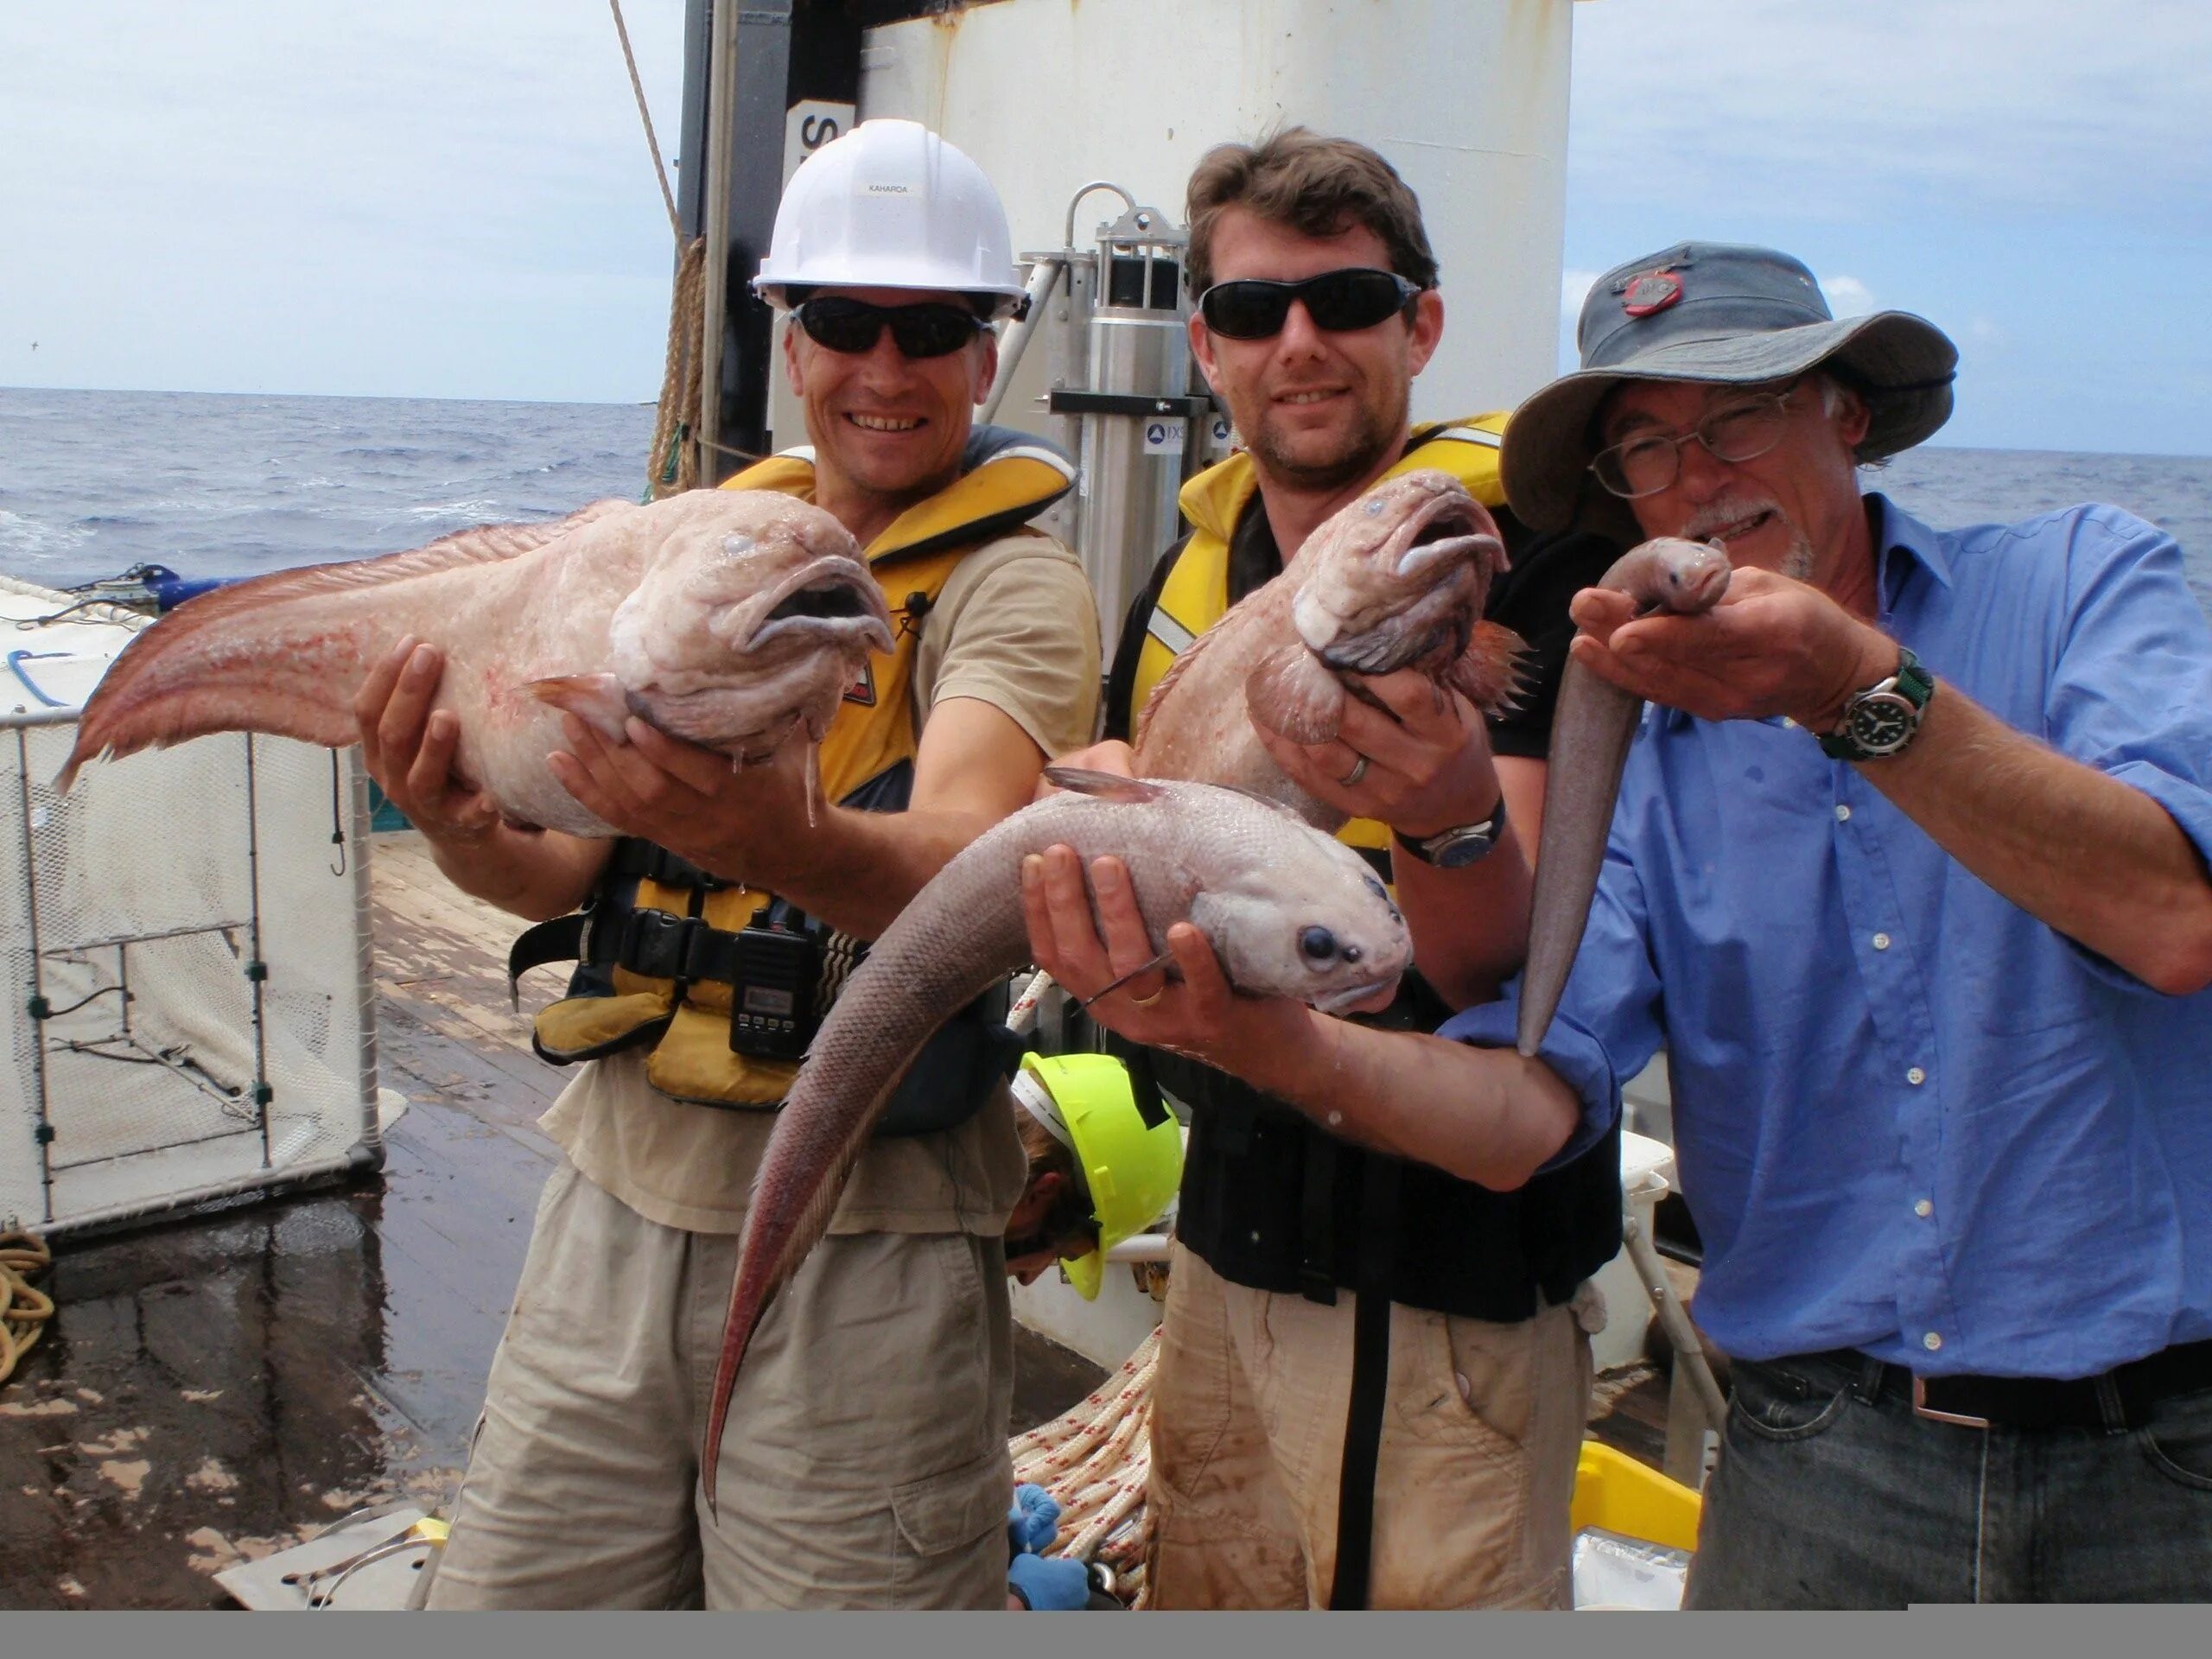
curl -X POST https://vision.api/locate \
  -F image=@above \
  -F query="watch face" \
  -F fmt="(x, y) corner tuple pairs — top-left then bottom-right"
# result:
(1430, 826), (1497, 868)
(1849, 690), (1919, 754)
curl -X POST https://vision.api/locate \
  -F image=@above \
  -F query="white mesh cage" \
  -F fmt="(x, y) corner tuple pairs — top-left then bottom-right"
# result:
(0, 588), (378, 1237)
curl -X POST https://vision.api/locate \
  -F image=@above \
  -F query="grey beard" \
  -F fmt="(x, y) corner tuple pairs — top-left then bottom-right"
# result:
(1780, 530), (1815, 581)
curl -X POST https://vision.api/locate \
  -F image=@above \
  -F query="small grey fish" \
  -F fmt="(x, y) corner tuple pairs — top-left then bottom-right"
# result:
(1518, 537), (1732, 1056)
(699, 768), (1411, 1509)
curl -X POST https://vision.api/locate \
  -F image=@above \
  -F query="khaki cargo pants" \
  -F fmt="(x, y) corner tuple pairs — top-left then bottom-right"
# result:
(1145, 1244), (1596, 1609)
(426, 1159), (1014, 1609)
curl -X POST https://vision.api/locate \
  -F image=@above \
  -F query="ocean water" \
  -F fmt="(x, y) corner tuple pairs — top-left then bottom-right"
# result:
(1, 386), (2207, 613)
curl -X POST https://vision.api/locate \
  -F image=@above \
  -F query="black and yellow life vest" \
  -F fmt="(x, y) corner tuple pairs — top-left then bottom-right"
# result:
(1124, 416), (1510, 872)
(518, 426), (1074, 1116)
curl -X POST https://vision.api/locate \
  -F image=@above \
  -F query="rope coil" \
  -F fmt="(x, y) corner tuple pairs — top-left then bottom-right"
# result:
(1009, 1325), (1160, 1607)
(0, 1230), (54, 1389)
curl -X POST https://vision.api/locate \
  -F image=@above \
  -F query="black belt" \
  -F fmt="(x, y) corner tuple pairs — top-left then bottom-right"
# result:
(1785, 1338), (2212, 1431)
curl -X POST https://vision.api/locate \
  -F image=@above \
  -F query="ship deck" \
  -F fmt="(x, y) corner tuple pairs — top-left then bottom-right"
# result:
(0, 830), (1675, 1608)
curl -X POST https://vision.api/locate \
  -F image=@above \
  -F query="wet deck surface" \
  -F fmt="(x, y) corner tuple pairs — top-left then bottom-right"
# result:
(0, 830), (1681, 1609)
(0, 833), (1106, 1609)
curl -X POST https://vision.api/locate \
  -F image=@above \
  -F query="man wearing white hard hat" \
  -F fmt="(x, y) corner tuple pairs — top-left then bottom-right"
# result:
(373, 119), (1100, 1609)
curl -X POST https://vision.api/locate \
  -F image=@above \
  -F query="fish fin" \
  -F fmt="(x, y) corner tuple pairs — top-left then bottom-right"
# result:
(1245, 643), (1345, 746)
(1042, 766), (1168, 804)
(60, 501), (631, 785)
(1447, 621), (1529, 715)
(522, 673), (632, 740)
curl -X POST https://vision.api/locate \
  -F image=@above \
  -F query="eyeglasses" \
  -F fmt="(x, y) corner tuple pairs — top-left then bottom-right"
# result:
(1196, 268), (1423, 340)
(792, 297), (988, 359)
(1590, 385), (1802, 499)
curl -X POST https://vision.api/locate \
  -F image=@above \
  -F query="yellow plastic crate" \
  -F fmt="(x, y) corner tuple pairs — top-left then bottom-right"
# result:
(1569, 1440), (1702, 1554)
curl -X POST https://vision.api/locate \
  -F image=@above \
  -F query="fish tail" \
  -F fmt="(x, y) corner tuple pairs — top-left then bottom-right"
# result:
(58, 505), (621, 790)
(700, 1088), (884, 1513)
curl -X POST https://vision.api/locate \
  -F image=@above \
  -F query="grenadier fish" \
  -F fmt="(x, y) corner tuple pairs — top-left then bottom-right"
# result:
(1516, 537), (1733, 1055)
(697, 768), (1412, 1509)
(58, 490), (896, 836)
(1133, 469), (1527, 823)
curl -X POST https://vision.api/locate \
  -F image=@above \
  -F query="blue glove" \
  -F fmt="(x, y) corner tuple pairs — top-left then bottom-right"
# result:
(1006, 1483), (1061, 1556)
(1007, 1550), (1091, 1611)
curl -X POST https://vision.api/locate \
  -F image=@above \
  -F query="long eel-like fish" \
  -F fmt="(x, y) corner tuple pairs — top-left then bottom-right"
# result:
(1517, 537), (1732, 1055)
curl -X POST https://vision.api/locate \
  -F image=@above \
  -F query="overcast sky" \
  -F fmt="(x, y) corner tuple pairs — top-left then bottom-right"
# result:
(4, 1), (2207, 455)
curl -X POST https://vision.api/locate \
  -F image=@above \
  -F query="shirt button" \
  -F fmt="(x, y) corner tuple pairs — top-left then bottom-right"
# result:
(1907, 1066), (1927, 1085)
(1834, 804), (1853, 822)
(1872, 931), (1891, 950)
(1914, 1198), (1933, 1218)
(1923, 1331), (1943, 1352)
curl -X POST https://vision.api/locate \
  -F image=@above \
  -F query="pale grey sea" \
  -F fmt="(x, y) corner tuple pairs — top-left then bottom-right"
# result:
(1, 387), (2207, 614)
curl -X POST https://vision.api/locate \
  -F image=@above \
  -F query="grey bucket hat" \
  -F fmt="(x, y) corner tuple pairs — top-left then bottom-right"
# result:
(1502, 242), (1958, 538)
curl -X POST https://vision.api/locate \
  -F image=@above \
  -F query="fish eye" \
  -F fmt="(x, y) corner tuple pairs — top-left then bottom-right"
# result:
(1300, 925), (1338, 963)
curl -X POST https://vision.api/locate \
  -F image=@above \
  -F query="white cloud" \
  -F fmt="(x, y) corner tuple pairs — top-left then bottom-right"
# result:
(1821, 276), (1875, 318)
(1567, 1), (2212, 224)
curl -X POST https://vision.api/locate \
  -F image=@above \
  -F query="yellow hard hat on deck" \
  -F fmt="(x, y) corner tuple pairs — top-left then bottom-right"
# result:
(1014, 1052), (1184, 1300)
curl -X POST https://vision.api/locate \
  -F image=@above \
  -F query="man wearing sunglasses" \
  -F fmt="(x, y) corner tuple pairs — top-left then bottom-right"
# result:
(396, 119), (1101, 1610)
(1065, 129), (1626, 1610)
(1050, 237), (2212, 1605)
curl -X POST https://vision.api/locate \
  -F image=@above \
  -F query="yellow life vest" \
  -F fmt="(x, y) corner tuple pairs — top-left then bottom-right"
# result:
(1124, 416), (1510, 866)
(524, 428), (1074, 1109)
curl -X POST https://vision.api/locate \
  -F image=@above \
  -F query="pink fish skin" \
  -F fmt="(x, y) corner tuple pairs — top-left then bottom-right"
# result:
(1516, 537), (1732, 1056)
(1134, 468), (1526, 825)
(59, 491), (894, 835)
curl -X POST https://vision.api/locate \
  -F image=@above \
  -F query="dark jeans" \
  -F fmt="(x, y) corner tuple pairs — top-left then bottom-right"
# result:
(1685, 1350), (2212, 1605)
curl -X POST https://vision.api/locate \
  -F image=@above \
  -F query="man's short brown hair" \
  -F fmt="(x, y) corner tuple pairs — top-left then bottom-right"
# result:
(1185, 127), (1440, 298)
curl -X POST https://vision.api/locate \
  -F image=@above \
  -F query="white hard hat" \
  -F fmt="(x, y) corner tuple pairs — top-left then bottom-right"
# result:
(753, 118), (1027, 318)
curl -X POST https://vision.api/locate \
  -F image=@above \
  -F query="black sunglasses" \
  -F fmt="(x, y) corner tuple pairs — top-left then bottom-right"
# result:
(1197, 268), (1423, 340)
(793, 297), (988, 359)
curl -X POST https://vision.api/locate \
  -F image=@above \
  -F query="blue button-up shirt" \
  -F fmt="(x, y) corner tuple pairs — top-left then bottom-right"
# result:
(1444, 493), (2212, 1376)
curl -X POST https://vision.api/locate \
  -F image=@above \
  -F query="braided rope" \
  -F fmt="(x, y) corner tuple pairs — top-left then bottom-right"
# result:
(1010, 1326), (1160, 1607)
(0, 1230), (54, 1389)
(645, 236), (707, 499)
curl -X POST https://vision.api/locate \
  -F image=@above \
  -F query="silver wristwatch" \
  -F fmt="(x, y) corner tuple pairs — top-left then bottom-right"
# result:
(1394, 795), (1510, 869)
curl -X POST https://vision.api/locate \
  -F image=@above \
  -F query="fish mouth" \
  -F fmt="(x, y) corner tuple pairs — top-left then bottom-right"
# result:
(1387, 493), (1504, 582)
(1311, 973), (1402, 1016)
(747, 556), (895, 652)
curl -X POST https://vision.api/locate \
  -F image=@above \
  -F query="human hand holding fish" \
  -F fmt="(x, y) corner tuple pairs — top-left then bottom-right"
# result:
(1018, 844), (1340, 1079)
(353, 638), (506, 849)
(1567, 563), (1897, 732)
(545, 709), (822, 887)
(1250, 664), (1503, 840)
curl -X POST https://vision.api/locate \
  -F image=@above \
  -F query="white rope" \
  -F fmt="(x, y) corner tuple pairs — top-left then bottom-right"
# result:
(1009, 1326), (1160, 1606)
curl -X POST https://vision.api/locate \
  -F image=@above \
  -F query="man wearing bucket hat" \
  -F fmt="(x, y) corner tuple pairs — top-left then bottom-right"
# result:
(1039, 238), (2212, 1604)
(383, 119), (1102, 1609)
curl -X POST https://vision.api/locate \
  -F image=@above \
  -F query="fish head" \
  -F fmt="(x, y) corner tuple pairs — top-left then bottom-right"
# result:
(1287, 470), (1509, 679)
(1629, 537), (1733, 614)
(1191, 810), (1412, 1014)
(607, 492), (895, 754)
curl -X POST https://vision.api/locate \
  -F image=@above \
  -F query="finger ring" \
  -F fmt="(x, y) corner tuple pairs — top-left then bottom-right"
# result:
(1338, 753), (1370, 788)
(1128, 987), (1164, 1008)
